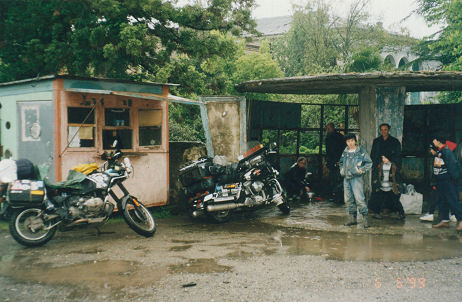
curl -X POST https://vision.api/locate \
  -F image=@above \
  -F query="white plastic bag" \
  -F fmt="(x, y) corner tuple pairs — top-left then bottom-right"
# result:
(400, 192), (423, 215)
(0, 159), (17, 183)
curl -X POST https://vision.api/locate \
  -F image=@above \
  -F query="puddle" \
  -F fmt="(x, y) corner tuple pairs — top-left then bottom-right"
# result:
(170, 245), (192, 252)
(280, 229), (462, 262)
(169, 258), (232, 274)
(225, 250), (255, 259)
(9, 260), (167, 290)
(171, 239), (200, 244)
(68, 248), (104, 254)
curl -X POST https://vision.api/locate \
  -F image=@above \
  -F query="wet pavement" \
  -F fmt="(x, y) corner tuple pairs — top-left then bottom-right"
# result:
(1, 201), (462, 301)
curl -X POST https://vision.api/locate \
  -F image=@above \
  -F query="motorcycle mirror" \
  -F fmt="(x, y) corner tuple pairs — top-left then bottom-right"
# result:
(269, 142), (278, 152)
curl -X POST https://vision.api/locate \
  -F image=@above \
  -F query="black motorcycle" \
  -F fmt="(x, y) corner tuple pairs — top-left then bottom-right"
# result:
(179, 143), (290, 222)
(6, 141), (156, 247)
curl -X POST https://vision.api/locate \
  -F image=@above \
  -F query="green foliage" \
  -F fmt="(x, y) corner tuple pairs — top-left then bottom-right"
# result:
(347, 48), (383, 72)
(270, 0), (417, 77)
(273, 1), (340, 76)
(416, 0), (462, 103)
(0, 0), (257, 82)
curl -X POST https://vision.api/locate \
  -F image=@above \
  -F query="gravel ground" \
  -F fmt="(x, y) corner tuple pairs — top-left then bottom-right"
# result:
(1, 204), (462, 302)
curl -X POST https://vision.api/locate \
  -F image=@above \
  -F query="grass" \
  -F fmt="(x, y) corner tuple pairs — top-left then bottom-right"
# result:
(0, 204), (181, 231)
(0, 220), (8, 231)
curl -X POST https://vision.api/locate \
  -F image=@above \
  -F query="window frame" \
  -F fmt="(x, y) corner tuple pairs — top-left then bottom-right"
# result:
(66, 105), (97, 151)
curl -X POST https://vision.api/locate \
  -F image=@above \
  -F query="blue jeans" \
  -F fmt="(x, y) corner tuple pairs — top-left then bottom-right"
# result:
(344, 177), (368, 216)
(437, 180), (462, 221)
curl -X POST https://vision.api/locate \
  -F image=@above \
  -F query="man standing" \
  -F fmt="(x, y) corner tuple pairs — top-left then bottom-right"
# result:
(371, 123), (402, 172)
(325, 123), (345, 201)
(431, 136), (462, 231)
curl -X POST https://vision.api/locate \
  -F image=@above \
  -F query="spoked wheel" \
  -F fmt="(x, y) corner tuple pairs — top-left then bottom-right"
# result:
(9, 208), (57, 247)
(208, 210), (231, 223)
(122, 197), (156, 237)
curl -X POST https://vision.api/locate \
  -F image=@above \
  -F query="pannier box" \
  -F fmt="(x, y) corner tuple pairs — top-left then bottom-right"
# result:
(179, 158), (212, 187)
(7, 180), (45, 206)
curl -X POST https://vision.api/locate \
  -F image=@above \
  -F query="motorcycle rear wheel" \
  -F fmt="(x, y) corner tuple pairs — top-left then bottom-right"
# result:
(9, 208), (57, 247)
(208, 210), (231, 223)
(122, 198), (156, 237)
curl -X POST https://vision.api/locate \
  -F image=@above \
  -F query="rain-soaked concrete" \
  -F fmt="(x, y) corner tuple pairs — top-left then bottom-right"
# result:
(1, 201), (462, 301)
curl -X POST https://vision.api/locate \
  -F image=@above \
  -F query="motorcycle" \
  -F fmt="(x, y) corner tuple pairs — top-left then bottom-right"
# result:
(6, 141), (156, 247)
(179, 143), (290, 223)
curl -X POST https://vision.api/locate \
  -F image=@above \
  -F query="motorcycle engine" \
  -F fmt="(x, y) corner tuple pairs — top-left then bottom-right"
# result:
(243, 181), (266, 206)
(68, 196), (105, 218)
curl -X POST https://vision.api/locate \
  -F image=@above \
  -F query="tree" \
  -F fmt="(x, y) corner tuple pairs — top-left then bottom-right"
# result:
(415, 0), (462, 103)
(0, 0), (257, 82)
(274, 0), (340, 76)
(270, 0), (417, 77)
(166, 38), (284, 142)
(347, 48), (382, 72)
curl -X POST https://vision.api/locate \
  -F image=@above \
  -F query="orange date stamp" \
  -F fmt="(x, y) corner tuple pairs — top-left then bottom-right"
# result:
(374, 277), (426, 289)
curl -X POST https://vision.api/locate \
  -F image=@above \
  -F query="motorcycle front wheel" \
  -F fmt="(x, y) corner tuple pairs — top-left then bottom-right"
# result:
(122, 197), (156, 237)
(9, 208), (57, 247)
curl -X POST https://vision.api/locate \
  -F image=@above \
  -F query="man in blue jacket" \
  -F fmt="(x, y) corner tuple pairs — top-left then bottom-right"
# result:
(431, 136), (462, 231)
(340, 133), (373, 228)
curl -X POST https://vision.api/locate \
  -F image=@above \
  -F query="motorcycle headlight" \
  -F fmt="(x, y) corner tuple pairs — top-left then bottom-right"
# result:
(123, 157), (133, 174)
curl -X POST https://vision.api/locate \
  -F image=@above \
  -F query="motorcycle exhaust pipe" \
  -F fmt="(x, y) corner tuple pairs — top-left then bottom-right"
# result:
(207, 203), (244, 212)
(192, 210), (204, 217)
(214, 196), (235, 203)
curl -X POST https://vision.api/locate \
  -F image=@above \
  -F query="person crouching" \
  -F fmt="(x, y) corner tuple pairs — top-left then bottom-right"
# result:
(339, 133), (373, 228)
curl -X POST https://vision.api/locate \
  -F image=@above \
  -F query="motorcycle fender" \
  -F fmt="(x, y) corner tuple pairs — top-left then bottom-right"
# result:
(119, 195), (131, 211)
(119, 195), (141, 211)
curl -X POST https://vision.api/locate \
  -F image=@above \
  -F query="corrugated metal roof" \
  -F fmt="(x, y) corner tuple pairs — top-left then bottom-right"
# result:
(0, 74), (179, 87)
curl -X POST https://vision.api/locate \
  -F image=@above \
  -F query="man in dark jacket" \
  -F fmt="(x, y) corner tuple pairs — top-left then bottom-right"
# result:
(371, 123), (402, 172)
(431, 136), (462, 231)
(325, 123), (345, 201)
(284, 157), (310, 199)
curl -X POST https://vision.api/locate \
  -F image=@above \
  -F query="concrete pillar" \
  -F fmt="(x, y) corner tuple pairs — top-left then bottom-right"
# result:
(358, 86), (377, 199)
(358, 86), (377, 154)
(375, 87), (406, 142)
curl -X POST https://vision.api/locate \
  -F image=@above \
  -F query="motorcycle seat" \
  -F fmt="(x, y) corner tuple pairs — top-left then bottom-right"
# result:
(44, 170), (88, 190)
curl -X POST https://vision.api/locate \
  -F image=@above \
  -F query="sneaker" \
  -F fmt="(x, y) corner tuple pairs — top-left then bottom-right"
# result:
(419, 213), (434, 222)
(450, 215), (457, 223)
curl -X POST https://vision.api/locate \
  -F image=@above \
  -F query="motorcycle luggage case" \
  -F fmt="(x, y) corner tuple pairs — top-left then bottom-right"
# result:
(6, 180), (45, 206)
(179, 158), (212, 186)
(184, 177), (215, 197)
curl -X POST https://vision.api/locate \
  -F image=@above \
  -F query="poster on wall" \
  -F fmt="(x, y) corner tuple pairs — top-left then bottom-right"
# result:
(20, 105), (41, 142)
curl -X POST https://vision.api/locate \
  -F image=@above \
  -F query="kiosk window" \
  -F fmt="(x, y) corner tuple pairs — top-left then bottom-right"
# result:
(105, 108), (130, 126)
(139, 109), (162, 146)
(103, 108), (132, 149)
(67, 107), (95, 147)
(103, 129), (132, 149)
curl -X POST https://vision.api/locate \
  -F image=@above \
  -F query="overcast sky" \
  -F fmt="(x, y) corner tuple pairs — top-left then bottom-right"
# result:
(253, 0), (440, 39)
